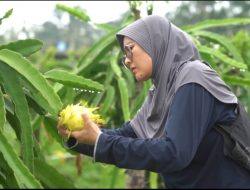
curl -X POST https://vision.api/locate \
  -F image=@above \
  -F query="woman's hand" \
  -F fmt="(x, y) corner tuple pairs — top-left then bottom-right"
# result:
(57, 123), (68, 140)
(57, 112), (102, 145)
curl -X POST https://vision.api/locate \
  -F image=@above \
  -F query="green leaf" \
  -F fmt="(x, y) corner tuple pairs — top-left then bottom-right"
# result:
(0, 39), (43, 57)
(118, 77), (130, 121)
(94, 23), (116, 32)
(0, 87), (5, 131)
(110, 54), (122, 78)
(25, 91), (46, 115)
(183, 18), (250, 32)
(0, 49), (63, 116)
(0, 131), (42, 188)
(0, 64), (34, 172)
(0, 175), (8, 188)
(198, 45), (247, 70)
(100, 85), (115, 115)
(122, 68), (136, 98)
(192, 30), (243, 62)
(56, 4), (90, 22)
(22, 84), (56, 117)
(5, 109), (21, 141)
(34, 158), (76, 188)
(0, 8), (13, 25)
(131, 80), (152, 117)
(78, 41), (118, 76)
(60, 86), (75, 106)
(222, 75), (250, 87)
(32, 115), (44, 131)
(76, 28), (120, 74)
(76, 14), (132, 76)
(44, 69), (104, 92)
(0, 153), (19, 188)
(43, 116), (62, 145)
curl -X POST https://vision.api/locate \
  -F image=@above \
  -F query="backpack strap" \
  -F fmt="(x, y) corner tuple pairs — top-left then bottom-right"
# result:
(214, 102), (250, 171)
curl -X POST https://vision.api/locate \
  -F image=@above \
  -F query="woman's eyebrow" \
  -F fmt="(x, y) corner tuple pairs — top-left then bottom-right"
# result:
(123, 42), (134, 47)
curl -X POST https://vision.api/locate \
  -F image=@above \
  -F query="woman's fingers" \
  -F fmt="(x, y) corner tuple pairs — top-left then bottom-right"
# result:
(57, 113), (100, 144)
(82, 112), (91, 127)
(57, 124), (69, 138)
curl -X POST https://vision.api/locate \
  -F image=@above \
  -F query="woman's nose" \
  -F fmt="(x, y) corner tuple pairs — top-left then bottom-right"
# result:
(125, 57), (131, 68)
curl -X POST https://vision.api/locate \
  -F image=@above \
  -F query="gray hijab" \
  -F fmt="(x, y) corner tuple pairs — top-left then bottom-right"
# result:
(116, 15), (237, 139)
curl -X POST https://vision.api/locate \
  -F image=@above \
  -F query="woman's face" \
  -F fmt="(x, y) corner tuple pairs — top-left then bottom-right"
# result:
(123, 36), (153, 81)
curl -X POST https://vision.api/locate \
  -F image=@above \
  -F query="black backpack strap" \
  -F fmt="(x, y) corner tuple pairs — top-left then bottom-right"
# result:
(214, 102), (250, 171)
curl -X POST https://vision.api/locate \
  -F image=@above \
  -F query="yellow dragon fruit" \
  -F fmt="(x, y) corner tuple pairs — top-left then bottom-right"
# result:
(59, 101), (104, 138)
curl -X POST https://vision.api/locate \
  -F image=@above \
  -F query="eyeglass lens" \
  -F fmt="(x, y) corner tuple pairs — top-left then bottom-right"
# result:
(122, 45), (133, 69)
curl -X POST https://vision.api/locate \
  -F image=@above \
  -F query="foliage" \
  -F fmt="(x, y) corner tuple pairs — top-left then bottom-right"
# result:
(0, 8), (104, 188)
(1, 2), (250, 189)
(185, 18), (250, 116)
(0, 8), (12, 25)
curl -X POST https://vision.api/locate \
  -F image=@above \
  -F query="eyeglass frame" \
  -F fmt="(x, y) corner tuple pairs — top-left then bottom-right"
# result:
(122, 43), (134, 69)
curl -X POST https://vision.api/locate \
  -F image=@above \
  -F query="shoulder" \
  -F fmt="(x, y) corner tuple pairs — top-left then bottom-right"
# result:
(175, 61), (205, 89)
(178, 60), (210, 75)
(174, 83), (211, 100)
(175, 60), (218, 91)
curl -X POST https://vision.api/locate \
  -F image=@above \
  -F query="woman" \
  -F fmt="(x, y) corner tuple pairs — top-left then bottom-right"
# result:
(58, 15), (250, 188)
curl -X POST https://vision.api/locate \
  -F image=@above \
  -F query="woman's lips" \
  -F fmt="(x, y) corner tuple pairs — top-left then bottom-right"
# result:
(131, 67), (136, 73)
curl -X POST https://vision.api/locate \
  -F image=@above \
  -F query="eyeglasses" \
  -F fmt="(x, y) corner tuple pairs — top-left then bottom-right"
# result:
(122, 44), (134, 69)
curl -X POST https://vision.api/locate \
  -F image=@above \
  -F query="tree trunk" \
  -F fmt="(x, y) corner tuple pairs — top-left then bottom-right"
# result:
(125, 169), (148, 189)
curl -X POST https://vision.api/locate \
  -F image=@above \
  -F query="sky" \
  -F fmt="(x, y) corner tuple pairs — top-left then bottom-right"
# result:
(0, 1), (181, 36)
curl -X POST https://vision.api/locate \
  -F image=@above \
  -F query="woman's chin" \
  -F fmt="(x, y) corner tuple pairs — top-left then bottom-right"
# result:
(135, 74), (148, 82)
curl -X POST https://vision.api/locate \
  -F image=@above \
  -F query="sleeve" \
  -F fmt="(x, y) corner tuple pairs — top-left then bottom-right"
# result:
(93, 83), (221, 173)
(101, 122), (137, 138)
(64, 122), (137, 157)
